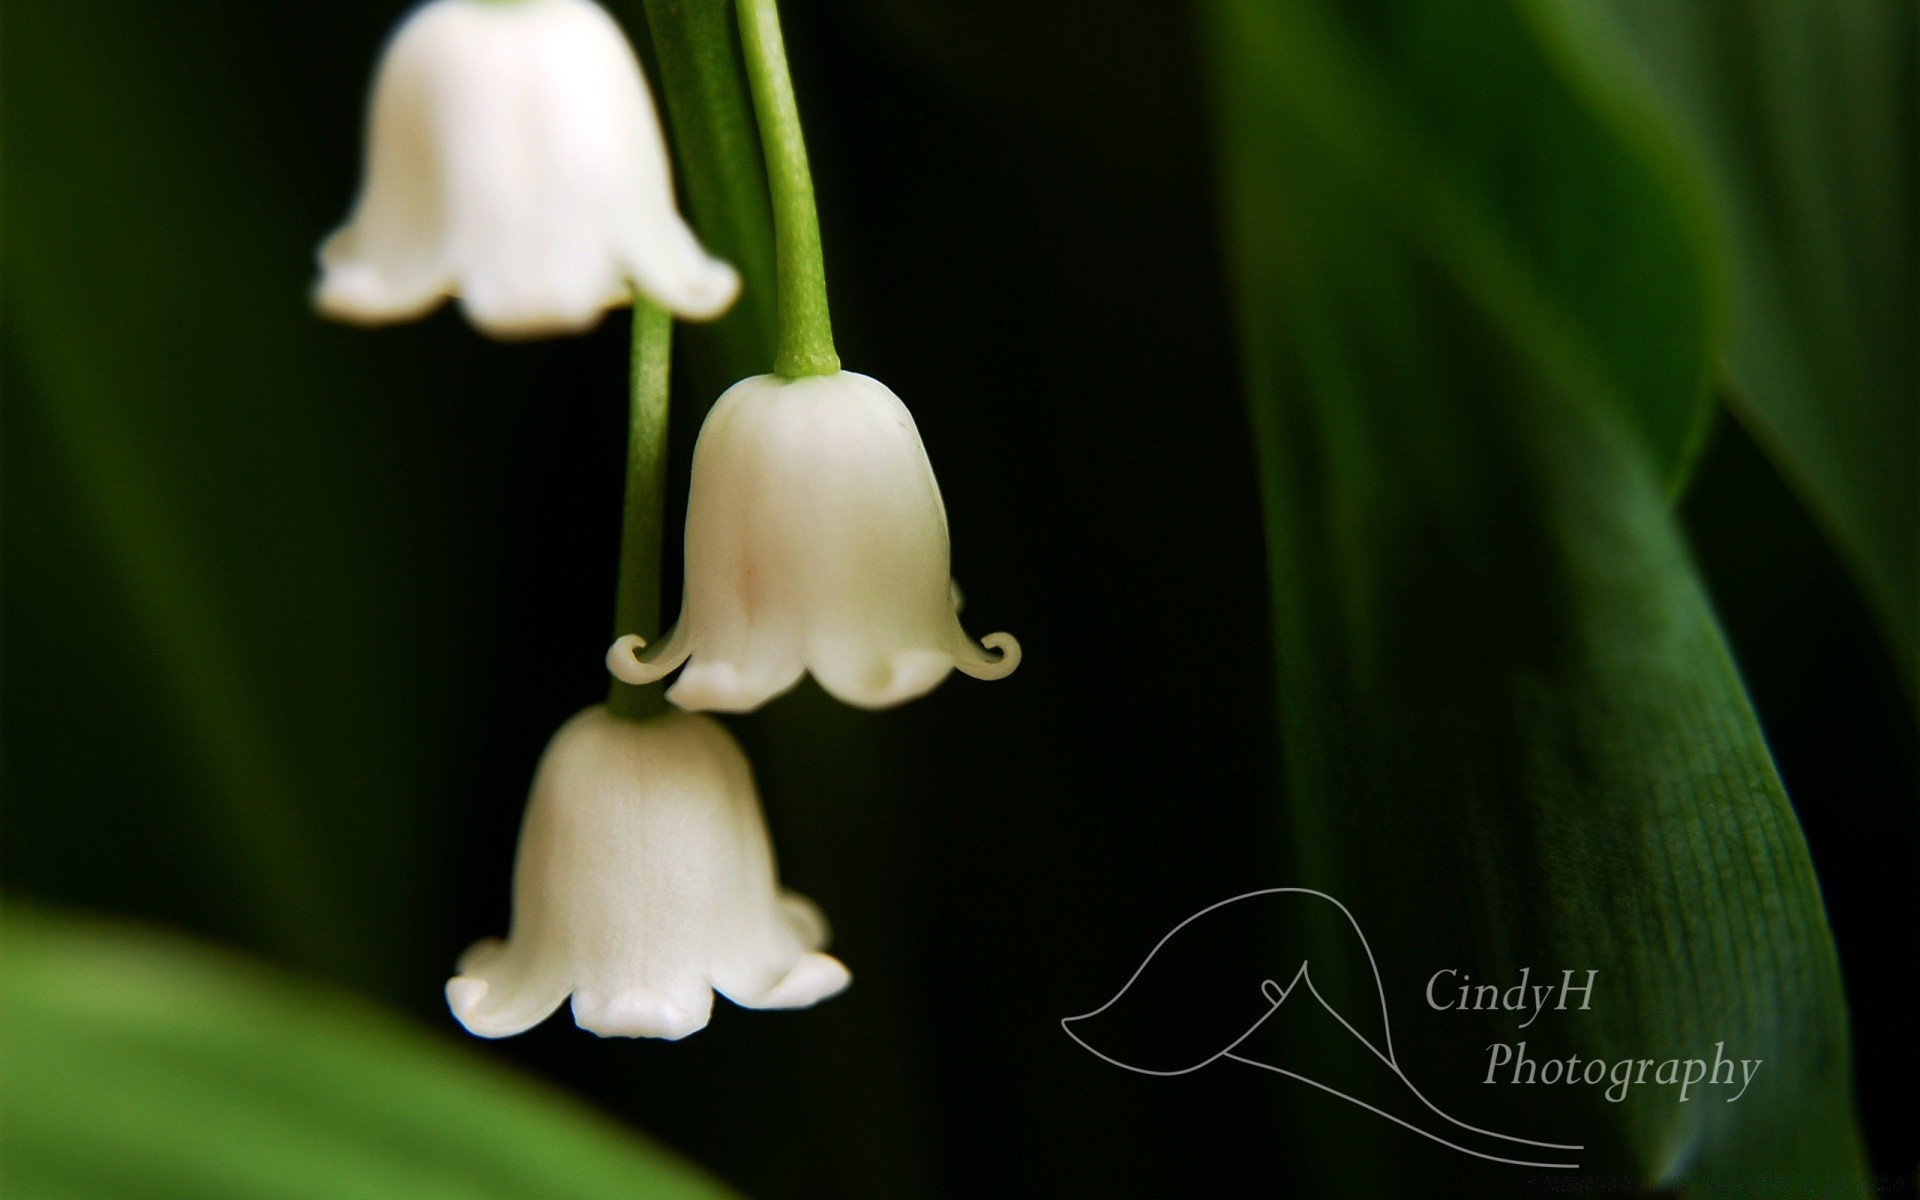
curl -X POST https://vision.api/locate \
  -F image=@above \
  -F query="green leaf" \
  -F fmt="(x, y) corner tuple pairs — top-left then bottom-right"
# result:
(635, 0), (780, 380)
(0, 904), (737, 1200)
(1205, 0), (1866, 1192)
(1201, 0), (1722, 493)
(1606, 0), (1918, 700)
(1, 0), (468, 989)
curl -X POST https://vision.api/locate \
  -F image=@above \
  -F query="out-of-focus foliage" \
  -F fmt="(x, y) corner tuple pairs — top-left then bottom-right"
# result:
(0, 904), (737, 1200)
(1206, 0), (1866, 1192)
(1609, 0), (1918, 701)
(2, 0), (475, 993)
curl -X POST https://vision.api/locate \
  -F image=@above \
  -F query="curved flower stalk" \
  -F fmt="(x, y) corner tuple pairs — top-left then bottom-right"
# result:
(316, 0), (739, 338)
(607, 370), (1021, 712)
(447, 706), (849, 1039)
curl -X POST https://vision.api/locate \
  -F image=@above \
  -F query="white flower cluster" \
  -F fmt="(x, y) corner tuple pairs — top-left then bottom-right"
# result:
(321, 0), (1018, 1039)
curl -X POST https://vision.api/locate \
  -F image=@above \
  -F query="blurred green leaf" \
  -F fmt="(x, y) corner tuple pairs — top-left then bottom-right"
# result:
(1607, 0), (1918, 701)
(1, 0), (463, 988)
(1204, 0), (1722, 492)
(0, 904), (737, 1200)
(635, 0), (779, 380)
(1207, 0), (1865, 1192)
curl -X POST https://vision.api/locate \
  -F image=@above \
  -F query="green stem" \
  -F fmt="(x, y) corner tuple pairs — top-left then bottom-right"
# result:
(735, 0), (839, 377)
(607, 295), (674, 721)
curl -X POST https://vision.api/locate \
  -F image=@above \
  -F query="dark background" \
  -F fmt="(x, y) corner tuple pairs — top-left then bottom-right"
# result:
(3, 1), (1912, 1196)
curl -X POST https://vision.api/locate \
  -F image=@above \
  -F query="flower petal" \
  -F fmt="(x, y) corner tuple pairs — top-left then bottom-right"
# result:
(729, 953), (853, 1011)
(954, 630), (1022, 681)
(446, 707), (847, 1039)
(651, 371), (1020, 712)
(446, 938), (571, 1039)
(572, 986), (713, 1040)
(317, 0), (737, 338)
(606, 626), (689, 686)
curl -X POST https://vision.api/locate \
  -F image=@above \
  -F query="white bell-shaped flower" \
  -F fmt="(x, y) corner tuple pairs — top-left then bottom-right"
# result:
(316, 0), (739, 338)
(607, 370), (1020, 711)
(447, 706), (849, 1039)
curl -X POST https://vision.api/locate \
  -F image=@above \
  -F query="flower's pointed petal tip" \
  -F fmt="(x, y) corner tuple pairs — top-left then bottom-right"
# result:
(744, 953), (852, 1011)
(606, 628), (689, 686)
(445, 974), (490, 1018)
(572, 986), (712, 1040)
(312, 262), (448, 328)
(779, 890), (832, 950)
(649, 256), (742, 323)
(461, 308), (606, 342)
(956, 631), (1022, 681)
(822, 648), (951, 711)
(454, 283), (621, 341)
(666, 659), (801, 714)
(445, 968), (565, 1040)
(624, 215), (742, 321)
(454, 936), (507, 976)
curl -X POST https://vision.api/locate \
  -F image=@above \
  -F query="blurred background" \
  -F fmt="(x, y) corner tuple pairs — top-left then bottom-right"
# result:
(3, 0), (1913, 1196)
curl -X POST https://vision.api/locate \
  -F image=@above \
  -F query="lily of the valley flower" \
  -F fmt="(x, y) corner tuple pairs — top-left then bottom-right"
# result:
(447, 706), (849, 1039)
(608, 370), (1020, 711)
(316, 0), (739, 338)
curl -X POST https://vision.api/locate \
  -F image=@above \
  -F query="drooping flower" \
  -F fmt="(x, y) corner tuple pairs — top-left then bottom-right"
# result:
(607, 370), (1020, 711)
(447, 706), (849, 1039)
(316, 0), (739, 338)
